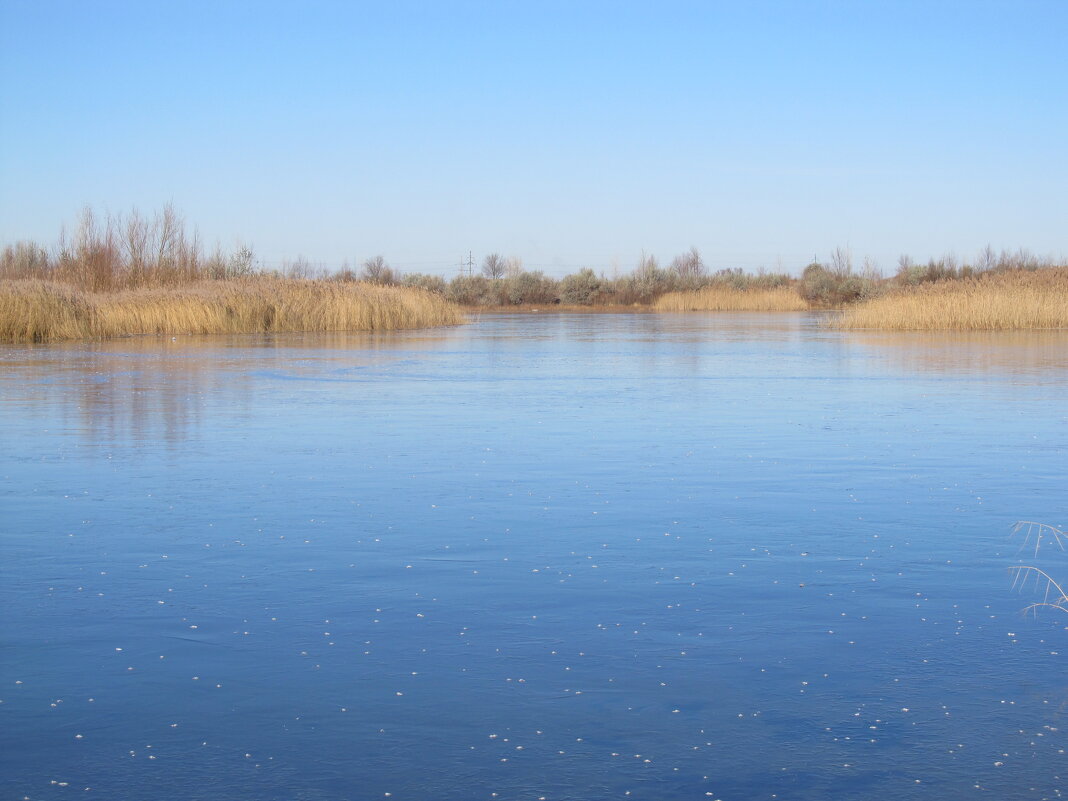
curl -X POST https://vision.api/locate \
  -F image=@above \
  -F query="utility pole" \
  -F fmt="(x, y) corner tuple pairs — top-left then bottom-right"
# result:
(458, 252), (474, 278)
(458, 252), (475, 278)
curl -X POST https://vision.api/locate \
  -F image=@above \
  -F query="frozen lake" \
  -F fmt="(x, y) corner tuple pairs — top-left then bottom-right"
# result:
(2, 312), (1066, 800)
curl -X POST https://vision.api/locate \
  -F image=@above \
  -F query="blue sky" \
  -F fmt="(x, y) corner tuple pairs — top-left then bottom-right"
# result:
(1, 0), (1065, 276)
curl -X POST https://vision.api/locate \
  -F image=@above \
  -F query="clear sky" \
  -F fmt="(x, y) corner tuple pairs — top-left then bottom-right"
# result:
(2, 0), (1066, 277)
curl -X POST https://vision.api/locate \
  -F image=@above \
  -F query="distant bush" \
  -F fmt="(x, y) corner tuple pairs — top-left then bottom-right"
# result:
(447, 275), (502, 306)
(613, 255), (675, 304)
(558, 268), (602, 305)
(504, 271), (558, 305)
(752, 271), (793, 290)
(799, 262), (880, 307)
(707, 268), (749, 291)
(798, 263), (835, 305)
(403, 273), (447, 295)
(893, 248), (1061, 288)
(706, 267), (792, 292)
(894, 253), (972, 286)
(332, 267), (360, 282)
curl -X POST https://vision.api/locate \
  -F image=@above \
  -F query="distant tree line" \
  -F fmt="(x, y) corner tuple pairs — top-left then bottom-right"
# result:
(351, 249), (794, 306)
(2, 206), (1063, 307)
(795, 245), (1060, 307)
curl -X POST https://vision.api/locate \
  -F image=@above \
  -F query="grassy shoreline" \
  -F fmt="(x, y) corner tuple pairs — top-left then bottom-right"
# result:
(3, 207), (1066, 336)
(829, 269), (1068, 331)
(6, 270), (1067, 343)
(0, 278), (464, 344)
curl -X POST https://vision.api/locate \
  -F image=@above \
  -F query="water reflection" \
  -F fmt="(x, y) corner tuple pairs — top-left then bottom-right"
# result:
(844, 329), (1068, 377)
(0, 332), (446, 448)
(3, 317), (1067, 451)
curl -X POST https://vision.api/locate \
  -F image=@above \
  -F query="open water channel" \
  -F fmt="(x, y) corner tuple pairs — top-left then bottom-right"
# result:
(2, 312), (1066, 800)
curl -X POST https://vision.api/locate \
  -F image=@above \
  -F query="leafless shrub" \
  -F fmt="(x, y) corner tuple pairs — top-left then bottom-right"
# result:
(0, 241), (51, 280)
(282, 257), (316, 280)
(861, 256), (882, 282)
(974, 245), (996, 272)
(1, 205), (238, 291)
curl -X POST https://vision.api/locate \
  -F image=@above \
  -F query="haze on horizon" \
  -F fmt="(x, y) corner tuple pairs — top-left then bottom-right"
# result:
(1, 0), (1066, 278)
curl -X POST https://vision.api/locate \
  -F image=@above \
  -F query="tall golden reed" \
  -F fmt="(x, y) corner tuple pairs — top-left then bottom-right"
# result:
(831, 269), (1068, 330)
(0, 278), (465, 343)
(654, 285), (808, 312)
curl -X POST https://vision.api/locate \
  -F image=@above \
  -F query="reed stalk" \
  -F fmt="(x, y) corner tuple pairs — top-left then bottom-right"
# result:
(1008, 522), (1068, 617)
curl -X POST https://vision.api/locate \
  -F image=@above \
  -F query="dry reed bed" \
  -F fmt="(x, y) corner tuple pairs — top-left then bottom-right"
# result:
(0, 279), (464, 343)
(654, 285), (808, 312)
(832, 269), (1068, 330)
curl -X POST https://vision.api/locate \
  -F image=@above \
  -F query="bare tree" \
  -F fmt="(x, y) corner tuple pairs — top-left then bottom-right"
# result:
(156, 204), (183, 269)
(73, 206), (120, 291)
(284, 256), (313, 279)
(482, 253), (506, 280)
(123, 209), (150, 278)
(229, 246), (255, 277)
(670, 246), (705, 278)
(636, 251), (660, 279)
(830, 246), (853, 276)
(861, 256), (882, 281)
(361, 255), (395, 284)
(0, 241), (50, 279)
(975, 245), (997, 273)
